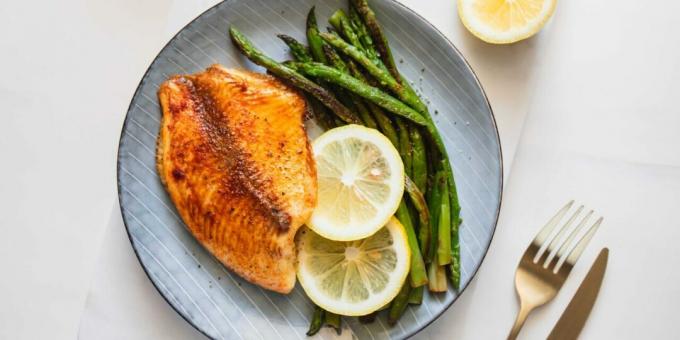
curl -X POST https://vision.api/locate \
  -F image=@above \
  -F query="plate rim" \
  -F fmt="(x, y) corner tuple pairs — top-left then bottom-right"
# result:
(116, 1), (503, 339)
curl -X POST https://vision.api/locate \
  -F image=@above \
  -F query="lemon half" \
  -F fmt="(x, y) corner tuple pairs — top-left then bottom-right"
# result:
(296, 218), (411, 316)
(308, 125), (404, 241)
(458, 0), (557, 44)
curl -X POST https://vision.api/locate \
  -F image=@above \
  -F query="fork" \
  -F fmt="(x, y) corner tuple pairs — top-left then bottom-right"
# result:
(507, 201), (603, 340)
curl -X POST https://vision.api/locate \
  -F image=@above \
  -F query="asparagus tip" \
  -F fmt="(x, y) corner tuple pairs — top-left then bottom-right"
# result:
(306, 6), (317, 26)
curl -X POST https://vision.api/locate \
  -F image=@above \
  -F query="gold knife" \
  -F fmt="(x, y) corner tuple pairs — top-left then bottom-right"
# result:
(547, 248), (608, 340)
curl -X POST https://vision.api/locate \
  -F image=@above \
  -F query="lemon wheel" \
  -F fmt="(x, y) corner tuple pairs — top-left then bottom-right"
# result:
(308, 125), (404, 241)
(296, 218), (411, 316)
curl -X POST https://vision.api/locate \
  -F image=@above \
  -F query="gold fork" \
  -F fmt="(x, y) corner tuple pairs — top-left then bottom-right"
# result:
(508, 201), (603, 340)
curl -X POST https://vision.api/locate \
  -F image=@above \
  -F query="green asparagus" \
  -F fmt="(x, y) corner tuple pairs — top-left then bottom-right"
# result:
(351, 0), (401, 81)
(277, 34), (312, 62)
(408, 286), (424, 305)
(288, 61), (428, 126)
(396, 200), (428, 287)
(449, 216), (462, 289)
(395, 117), (412, 176)
(329, 9), (363, 53)
(388, 281), (411, 325)
(404, 175), (429, 228)
(436, 183), (452, 265)
(306, 306), (325, 336)
(325, 311), (342, 335)
(306, 7), (328, 64)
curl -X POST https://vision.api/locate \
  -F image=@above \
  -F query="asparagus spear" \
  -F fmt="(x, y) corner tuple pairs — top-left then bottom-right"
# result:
(410, 126), (428, 192)
(329, 9), (363, 53)
(229, 26), (360, 125)
(388, 281), (411, 325)
(408, 286), (424, 305)
(308, 95), (337, 130)
(410, 125), (430, 257)
(449, 217), (462, 289)
(306, 7), (328, 64)
(349, 6), (379, 61)
(404, 175), (429, 228)
(447, 175), (461, 285)
(428, 171), (448, 292)
(351, 0), (401, 81)
(368, 102), (398, 146)
(428, 255), (448, 292)
(345, 58), (399, 146)
(427, 170), (445, 262)
(325, 311), (342, 335)
(395, 117), (412, 176)
(437, 183), (452, 265)
(306, 306), (325, 336)
(323, 43), (349, 73)
(350, 0), (422, 104)
(277, 34), (312, 62)
(287, 61), (427, 126)
(396, 200), (428, 287)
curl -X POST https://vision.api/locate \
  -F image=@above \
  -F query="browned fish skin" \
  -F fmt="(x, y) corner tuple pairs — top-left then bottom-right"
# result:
(156, 65), (317, 293)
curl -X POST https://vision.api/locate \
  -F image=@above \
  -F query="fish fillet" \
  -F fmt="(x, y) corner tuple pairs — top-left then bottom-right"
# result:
(156, 65), (317, 293)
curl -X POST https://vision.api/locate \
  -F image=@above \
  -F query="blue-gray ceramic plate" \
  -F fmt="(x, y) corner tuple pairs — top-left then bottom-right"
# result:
(117, 0), (502, 338)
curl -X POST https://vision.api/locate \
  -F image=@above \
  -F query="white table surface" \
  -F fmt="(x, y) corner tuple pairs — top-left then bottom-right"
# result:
(1, 0), (679, 339)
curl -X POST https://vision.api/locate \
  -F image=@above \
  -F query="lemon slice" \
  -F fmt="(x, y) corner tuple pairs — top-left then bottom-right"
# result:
(308, 124), (404, 241)
(296, 218), (411, 316)
(458, 0), (557, 44)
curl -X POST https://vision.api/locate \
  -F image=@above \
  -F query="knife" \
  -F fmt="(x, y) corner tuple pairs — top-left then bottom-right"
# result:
(547, 248), (609, 340)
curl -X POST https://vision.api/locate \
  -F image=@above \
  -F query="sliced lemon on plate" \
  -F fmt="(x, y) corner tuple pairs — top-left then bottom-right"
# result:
(296, 218), (411, 316)
(308, 124), (404, 241)
(458, 0), (557, 44)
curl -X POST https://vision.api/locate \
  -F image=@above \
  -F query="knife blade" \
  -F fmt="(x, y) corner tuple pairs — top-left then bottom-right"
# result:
(547, 247), (609, 340)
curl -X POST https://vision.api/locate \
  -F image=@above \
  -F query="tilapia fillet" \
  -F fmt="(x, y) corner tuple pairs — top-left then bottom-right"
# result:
(156, 65), (317, 293)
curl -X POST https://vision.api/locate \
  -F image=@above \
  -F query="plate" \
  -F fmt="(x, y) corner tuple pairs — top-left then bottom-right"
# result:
(117, 0), (502, 338)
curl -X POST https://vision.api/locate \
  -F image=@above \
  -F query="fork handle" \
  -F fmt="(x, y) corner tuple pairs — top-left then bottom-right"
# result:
(507, 302), (535, 340)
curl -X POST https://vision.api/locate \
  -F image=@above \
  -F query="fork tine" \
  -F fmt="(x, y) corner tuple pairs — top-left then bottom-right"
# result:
(553, 210), (593, 261)
(542, 206), (585, 267)
(554, 217), (603, 273)
(532, 200), (574, 247)
(545, 209), (593, 268)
